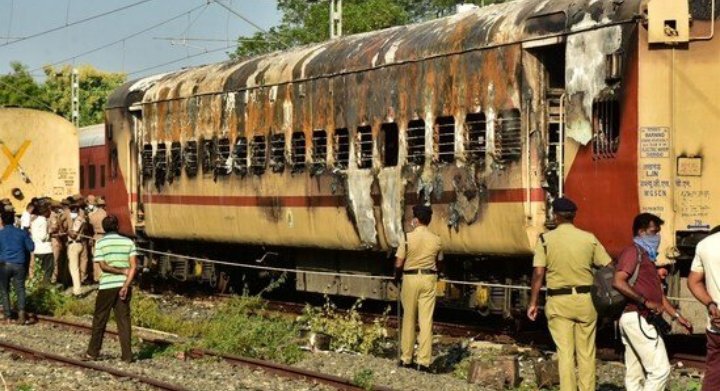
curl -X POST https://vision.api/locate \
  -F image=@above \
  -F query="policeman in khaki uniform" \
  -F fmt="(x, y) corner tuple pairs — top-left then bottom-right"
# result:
(88, 197), (108, 283)
(395, 204), (443, 372)
(527, 197), (611, 391)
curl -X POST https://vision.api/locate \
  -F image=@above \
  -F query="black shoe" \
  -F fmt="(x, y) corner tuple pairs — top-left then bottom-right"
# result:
(397, 360), (413, 369)
(416, 365), (433, 373)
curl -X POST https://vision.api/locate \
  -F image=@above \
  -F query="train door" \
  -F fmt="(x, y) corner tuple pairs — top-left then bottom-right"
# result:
(129, 104), (144, 231)
(524, 41), (567, 225)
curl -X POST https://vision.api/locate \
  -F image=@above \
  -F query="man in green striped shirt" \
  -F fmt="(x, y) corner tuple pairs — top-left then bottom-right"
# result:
(84, 215), (137, 362)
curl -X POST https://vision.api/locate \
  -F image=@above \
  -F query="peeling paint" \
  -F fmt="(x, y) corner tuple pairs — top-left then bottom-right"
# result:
(378, 168), (406, 247)
(346, 170), (378, 247)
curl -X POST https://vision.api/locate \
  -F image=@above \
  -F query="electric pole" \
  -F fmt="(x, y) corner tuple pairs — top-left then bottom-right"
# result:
(71, 68), (80, 127)
(330, 0), (342, 39)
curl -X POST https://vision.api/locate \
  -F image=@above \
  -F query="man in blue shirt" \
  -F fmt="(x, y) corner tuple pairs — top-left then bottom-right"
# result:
(0, 211), (35, 324)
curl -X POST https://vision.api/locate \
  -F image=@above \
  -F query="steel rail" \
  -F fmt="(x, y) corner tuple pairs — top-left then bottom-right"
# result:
(36, 316), (396, 391)
(0, 339), (189, 391)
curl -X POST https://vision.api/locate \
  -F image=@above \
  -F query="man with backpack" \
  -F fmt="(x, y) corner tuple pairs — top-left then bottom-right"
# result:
(613, 213), (692, 391)
(527, 197), (612, 391)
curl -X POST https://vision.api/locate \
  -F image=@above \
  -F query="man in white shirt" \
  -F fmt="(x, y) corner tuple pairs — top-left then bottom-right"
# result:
(688, 226), (720, 390)
(20, 202), (34, 231)
(30, 203), (54, 283)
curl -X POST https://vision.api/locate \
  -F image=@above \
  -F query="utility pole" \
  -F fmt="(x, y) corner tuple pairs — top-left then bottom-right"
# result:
(330, 0), (342, 39)
(71, 68), (80, 127)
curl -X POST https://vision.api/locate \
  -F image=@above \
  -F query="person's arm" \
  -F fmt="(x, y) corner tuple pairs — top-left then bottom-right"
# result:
(688, 271), (720, 328)
(613, 269), (663, 314)
(98, 262), (129, 275)
(527, 267), (545, 321)
(593, 237), (613, 267)
(119, 255), (137, 300)
(661, 295), (692, 332)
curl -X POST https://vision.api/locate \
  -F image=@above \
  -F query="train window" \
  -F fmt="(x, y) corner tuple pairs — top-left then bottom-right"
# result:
(184, 141), (199, 177)
(356, 125), (373, 169)
(497, 109), (522, 163)
(291, 132), (306, 173)
(251, 135), (267, 175)
(169, 142), (182, 182)
(407, 119), (425, 165)
(465, 113), (487, 164)
(380, 123), (399, 167)
(435, 116), (455, 163)
(269, 133), (286, 173)
(100, 165), (106, 188)
(592, 97), (620, 158)
(142, 144), (153, 180)
(311, 130), (327, 174)
(215, 137), (232, 177)
(79, 165), (85, 190)
(333, 128), (350, 169)
(154, 143), (167, 188)
(233, 137), (248, 176)
(88, 165), (96, 189)
(201, 138), (215, 174)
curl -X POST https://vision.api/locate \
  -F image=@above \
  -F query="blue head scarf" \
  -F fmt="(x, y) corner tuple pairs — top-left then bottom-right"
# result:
(634, 234), (661, 262)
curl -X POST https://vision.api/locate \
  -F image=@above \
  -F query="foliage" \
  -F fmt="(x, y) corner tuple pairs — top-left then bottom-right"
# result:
(298, 296), (389, 355)
(0, 62), (125, 127)
(351, 368), (375, 391)
(131, 294), (208, 338)
(233, 0), (510, 58)
(201, 295), (304, 364)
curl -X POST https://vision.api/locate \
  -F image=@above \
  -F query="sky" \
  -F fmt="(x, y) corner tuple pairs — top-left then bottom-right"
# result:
(0, 0), (282, 80)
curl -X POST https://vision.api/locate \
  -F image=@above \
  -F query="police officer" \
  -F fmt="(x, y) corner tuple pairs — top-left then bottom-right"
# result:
(527, 197), (612, 391)
(395, 204), (443, 372)
(48, 200), (65, 284)
(88, 197), (108, 283)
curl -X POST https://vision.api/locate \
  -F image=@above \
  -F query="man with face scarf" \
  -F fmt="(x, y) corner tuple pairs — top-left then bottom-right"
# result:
(612, 213), (692, 391)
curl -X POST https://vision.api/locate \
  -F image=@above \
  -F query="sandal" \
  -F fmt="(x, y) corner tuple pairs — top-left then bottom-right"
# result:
(80, 353), (98, 361)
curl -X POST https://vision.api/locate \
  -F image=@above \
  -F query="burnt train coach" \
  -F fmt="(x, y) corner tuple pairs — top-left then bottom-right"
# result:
(106, 0), (720, 323)
(0, 108), (79, 210)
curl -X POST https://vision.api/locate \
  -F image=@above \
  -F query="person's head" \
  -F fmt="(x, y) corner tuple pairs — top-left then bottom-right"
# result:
(37, 204), (51, 218)
(26, 202), (34, 212)
(101, 215), (119, 233)
(633, 213), (664, 237)
(412, 204), (433, 227)
(1, 212), (14, 226)
(552, 197), (577, 223)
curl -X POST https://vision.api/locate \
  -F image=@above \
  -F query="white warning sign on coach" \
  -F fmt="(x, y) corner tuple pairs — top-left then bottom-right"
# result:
(640, 127), (670, 158)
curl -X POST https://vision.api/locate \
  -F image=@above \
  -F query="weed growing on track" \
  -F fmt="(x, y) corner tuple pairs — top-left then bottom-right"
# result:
(351, 368), (375, 390)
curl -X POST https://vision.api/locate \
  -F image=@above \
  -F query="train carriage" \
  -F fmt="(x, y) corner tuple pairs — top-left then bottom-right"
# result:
(0, 108), (79, 209)
(105, 0), (720, 328)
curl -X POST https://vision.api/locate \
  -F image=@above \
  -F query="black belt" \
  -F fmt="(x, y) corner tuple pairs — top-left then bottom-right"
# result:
(547, 285), (593, 296)
(403, 269), (437, 275)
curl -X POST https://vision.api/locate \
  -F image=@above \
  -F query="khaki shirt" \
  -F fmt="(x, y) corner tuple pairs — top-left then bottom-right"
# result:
(396, 225), (443, 270)
(89, 208), (107, 240)
(533, 223), (611, 289)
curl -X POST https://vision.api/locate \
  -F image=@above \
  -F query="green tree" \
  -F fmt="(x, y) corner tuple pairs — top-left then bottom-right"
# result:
(233, 0), (509, 58)
(0, 63), (126, 127)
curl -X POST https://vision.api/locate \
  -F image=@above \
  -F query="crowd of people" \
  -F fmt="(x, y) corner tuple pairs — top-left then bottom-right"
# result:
(0, 194), (137, 363)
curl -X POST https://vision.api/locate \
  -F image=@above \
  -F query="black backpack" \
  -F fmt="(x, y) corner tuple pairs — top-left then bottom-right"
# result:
(592, 246), (641, 316)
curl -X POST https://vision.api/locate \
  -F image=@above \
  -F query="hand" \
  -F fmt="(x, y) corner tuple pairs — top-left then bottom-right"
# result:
(527, 304), (539, 321)
(119, 286), (128, 301)
(677, 316), (693, 333)
(645, 300), (664, 315)
(393, 267), (403, 285)
(708, 303), (720, 328)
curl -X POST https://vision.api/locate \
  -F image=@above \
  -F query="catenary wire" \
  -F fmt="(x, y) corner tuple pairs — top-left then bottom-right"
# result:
(210, 0), (289, 48)
(126, 43), (238, 77)
(0, 0), (158, 48)
(29, 3), (207, 73)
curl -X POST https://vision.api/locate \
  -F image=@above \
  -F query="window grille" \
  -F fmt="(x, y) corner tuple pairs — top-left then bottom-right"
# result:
(333, 128), (350, 169)
(311, 130), (328, 174)
(407, 119), (425, 165)
(88, 165), (96, 190)
(592, 98), (620, 158)
(233, 137), (248, 176)
(465, 113), (487, 164)
(201, 139), (215, 173)
(435, 116), (455, 163)
(497, 109), (522, 163)
(380, 123), (399, 167)
(269, 133), (285, 173)
(169, 142), (182, 182)
(357, 125), (373, 169)
(291, 132), (306, 172)
(154, 143), (167, 188)
(141, 144), (153, 180)
(215, 137), (232, 177)
(184, 141), (199, 177)
(251, 135), (267, 175)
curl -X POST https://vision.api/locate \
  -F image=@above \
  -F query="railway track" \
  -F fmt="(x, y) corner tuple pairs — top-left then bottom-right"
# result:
(35, 315), (396, 391)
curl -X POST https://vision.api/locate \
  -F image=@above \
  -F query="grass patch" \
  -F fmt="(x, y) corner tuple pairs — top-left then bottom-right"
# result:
(351, 368), (375, 391)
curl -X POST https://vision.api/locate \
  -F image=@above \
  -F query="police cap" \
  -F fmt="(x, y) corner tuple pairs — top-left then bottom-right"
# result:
(552, 197), (577, 213)
(97, 197), (106, 206)
(412, 204), (433, 221)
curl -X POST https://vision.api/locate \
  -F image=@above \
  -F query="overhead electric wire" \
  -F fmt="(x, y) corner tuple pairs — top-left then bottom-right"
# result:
(0, 0), (158, 49)
(29, 3), (207, 73)
(127, 43), (238, 77)
(210, 0), (289, 48)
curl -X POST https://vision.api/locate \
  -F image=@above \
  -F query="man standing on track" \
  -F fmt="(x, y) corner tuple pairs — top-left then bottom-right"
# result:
(688, 225), (720, 390)
(527, 197), (612, 391)
(395, 204), (443, 372)
(85, 215), (137, 363)
(67, 201), (87, 296)
(30, 203), (54, 283)
(88, 197), (108, 283)
(0, 211), (34, 324)
(613, 213), (692, 391)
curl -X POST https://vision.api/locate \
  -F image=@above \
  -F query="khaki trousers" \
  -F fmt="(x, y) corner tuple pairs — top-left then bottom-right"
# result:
(546, 292), (598, 391)
(68, 242), (84, 295)
(619, 311), (671, 391)
(51, 238), (64, 283)
(92, 237), (103, 282)
(400, 273), (437, 366)
(79, 241), (89, 281)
